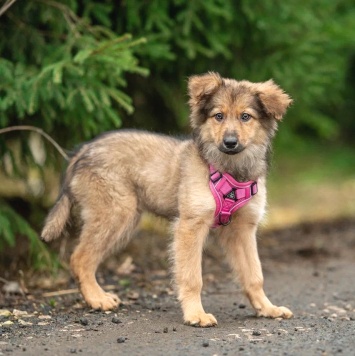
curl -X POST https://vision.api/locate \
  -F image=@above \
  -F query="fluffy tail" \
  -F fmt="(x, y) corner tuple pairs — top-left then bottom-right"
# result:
(41, 192), (71, 242)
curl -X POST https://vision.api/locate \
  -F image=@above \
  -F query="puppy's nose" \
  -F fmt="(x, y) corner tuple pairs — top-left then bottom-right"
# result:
(223, 136), (238, 149)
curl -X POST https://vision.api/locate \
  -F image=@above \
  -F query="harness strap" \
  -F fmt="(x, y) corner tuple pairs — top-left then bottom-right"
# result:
(209, 165), (258, 228)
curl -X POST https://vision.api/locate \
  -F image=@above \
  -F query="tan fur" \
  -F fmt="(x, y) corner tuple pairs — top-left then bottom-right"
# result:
(41, 72), (293, 326)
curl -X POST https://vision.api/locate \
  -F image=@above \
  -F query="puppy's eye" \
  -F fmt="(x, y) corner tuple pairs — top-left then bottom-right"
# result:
(241, 113), (251, 122)
(215, 113), (224, 122)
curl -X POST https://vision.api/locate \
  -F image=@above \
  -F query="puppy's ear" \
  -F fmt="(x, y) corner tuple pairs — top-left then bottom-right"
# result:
(188, 72), (223, 105)
(257, 80), (292, 120)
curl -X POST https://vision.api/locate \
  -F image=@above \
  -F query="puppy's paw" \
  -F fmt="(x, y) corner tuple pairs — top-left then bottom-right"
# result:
(184, 312), (218, 327)
(86, 292), (121, 311)
(257, 305), (293, 319)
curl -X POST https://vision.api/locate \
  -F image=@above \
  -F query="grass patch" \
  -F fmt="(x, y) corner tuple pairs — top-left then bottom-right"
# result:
(266, 142), (355, 228)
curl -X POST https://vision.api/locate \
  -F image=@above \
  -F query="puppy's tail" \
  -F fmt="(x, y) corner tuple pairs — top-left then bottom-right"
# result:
(41, 191), (71, 242)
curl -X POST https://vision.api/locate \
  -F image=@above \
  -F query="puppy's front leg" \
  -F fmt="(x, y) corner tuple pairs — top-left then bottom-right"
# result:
(219, 223), (293, 319)
(173, 218), (217, 327)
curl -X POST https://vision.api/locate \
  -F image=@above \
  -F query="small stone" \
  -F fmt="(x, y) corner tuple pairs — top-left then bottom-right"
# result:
(0, 309), (11, 317)
(202, 340), (209, 347)
(117, 337), (125, 343)
(38, 315), (52, 320)
(163, 327), (168, 333)
(70, 349), (77, 354)
(239, 304), (246, 309)
(79, 318), (89, 326)
(18, 319), (33, 327)
(2, 320), (14, 326)
(127, 291), (139, 300)
(173, 327), (177, 332)
(252, 330), (261, 336)
(13, 309), (28, 317)
(111, 317), (122, 324)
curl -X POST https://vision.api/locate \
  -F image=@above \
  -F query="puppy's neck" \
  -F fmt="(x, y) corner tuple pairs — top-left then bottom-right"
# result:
(224, 145), (270, 181)
(193, 134), (270, 181)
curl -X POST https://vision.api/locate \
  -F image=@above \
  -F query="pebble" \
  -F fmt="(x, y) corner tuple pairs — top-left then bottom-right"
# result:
(18, 319), (33, 327)
(117, 337), (125, 343)
(202, 340), (209, 347)
(38, 315), (52, 320)
(0, 309), (11, 317)
(127, 292), (139, 300)
(111, 317), (122, 324)
(163, 327), (168, 333)
(173, 327), (177, 332)
(79, 318), (89, 326)
(13, 309), (28, 317)
(252, 330), (261, 336)
(239, 304), (246, 309)
(70, 349), (77, 353)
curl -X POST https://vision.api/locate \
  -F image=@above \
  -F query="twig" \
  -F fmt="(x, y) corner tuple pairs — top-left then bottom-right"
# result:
(0, 125), (69, 161)
(42, 285), (117, 297)
(0, 276), (9, 284)
(0, 0), (17, 17)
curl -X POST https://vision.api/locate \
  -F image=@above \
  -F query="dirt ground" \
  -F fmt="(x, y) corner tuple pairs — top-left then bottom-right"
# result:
(1, 218), (355, 356)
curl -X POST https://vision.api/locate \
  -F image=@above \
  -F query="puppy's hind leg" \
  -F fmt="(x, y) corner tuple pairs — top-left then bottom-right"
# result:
(70, 205), (140, 311)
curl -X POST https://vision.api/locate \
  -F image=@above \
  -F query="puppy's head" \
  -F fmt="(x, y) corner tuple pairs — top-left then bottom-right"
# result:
(188, 72), (292, 157)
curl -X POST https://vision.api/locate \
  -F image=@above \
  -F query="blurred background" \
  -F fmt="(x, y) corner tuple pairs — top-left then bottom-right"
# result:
(0, 0), (354, 272)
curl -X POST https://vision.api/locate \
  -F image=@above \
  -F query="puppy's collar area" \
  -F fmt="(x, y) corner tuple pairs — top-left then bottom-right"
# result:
(209, 165), (258, 228)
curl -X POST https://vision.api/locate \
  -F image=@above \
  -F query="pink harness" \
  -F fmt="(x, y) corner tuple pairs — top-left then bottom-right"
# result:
(209, 165), (258, 228)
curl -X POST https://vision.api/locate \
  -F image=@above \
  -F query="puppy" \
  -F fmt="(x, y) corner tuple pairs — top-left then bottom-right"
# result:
(41, 72), (293, 326)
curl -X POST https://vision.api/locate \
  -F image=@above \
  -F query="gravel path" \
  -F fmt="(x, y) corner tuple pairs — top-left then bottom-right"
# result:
(1, 219), (354, 356)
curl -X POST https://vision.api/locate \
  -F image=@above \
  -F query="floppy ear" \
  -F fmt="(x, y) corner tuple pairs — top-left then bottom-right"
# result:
(257, 80), (293, 120)
(188, 72), (223, 106)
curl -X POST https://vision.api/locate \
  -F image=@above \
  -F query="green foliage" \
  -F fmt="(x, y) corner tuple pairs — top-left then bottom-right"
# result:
(0, 0), (147, 269)
(113, 0), (355, 139)
(0, 200), (56, 270)
(0, 0), (148, 142)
